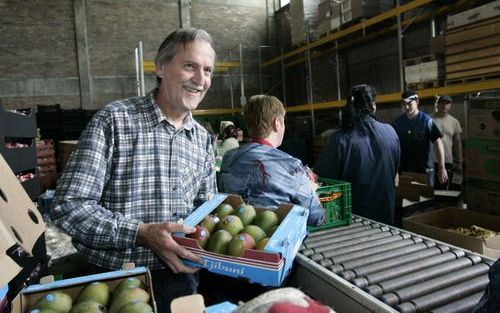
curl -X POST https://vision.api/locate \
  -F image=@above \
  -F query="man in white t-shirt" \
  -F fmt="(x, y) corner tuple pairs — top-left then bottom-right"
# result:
(433, 95), (463, 189)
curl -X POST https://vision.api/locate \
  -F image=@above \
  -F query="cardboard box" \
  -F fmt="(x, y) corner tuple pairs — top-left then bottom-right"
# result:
(316, 15), (341, 35)
(447, 0), (500, 29)
(58, 140), (78, 173)
(465, 138), (500, 182)
(173, 194), (309, 286)
(403, 207), (500, 259)
(468, 109), (500, 140)
(171, 294), (237, 313)
(404, 60), (442, 84)
(0, 285), (8, 312)
(467, 178), (500, 215)
(1, 154), (157, 312)
(396, 172), (433, 207)
(340, 0), (393, 24)
(290, 0), (323, 46)
(12, 265), (156, 313)
(0, 154), (46, 296)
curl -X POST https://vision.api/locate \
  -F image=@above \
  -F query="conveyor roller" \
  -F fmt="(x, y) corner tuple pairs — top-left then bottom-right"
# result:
(396, 275), (489, 313)
(293, 215), (492, 313)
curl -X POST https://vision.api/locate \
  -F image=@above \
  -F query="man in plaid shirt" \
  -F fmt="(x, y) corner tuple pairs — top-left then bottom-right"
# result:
(51, 28), (217, 312)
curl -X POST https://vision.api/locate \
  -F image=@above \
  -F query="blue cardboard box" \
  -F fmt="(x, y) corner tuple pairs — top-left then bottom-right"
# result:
(12, 265), (157, 312)
(0, 285), (8, 312)
(173, 194), (309, 286)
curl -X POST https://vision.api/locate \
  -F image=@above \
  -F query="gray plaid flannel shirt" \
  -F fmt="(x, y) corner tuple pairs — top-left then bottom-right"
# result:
(51, 90), (216, 270)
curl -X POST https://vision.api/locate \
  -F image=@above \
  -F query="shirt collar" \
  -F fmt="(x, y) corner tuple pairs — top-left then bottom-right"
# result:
(252, 137), (274, 147)
(145, 89), (195, 132)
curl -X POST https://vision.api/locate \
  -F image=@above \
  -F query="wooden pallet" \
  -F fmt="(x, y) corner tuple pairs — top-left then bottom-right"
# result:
(445, 72), (500, 86)
(444, 17), (500, 83)
(445, 34), (500, 56)
(446, 45), (500, 65)
(445, 17), (500, 47)
(446, 62), (500, 81)
(404, 54), (439, 67)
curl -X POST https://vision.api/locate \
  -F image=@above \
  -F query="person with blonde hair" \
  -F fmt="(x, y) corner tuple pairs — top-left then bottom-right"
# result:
(219, 95), (324, 226)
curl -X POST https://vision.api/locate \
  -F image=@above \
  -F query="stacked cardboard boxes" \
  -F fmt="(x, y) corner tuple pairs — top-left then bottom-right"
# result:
(290, 0), (323, 46)
(316, 0), (341, 36)
(447, 0), (500, 29)
(58, 140), (78, 174)
(466, 96), (500, 215)
(340, 0), (393, 25)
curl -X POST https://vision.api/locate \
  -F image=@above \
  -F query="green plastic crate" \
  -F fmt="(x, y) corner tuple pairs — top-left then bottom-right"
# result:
(308, 177), (352, 232)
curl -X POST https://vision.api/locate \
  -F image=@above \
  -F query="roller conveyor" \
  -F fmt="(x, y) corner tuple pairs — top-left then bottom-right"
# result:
(291, 216), (492, 313)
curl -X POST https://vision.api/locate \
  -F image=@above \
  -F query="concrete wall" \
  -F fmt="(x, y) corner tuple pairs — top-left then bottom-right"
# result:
(0, 0), (269, 111)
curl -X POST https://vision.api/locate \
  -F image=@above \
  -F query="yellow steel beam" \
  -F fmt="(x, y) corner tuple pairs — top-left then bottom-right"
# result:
(193, 108), (242, 116)
(192, 80), (500, 116)
(142, 61), (240, 73)
(215, 61), (241, 68)
(312, 80), (500, 110)
(261, 0), (433, 69)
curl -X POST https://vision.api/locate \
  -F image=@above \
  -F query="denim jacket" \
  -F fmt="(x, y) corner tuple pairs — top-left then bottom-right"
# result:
(219, 143), (324, 226)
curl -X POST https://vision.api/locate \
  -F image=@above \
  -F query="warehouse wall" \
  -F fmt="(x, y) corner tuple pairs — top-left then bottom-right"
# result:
(0, 0), (269, 111)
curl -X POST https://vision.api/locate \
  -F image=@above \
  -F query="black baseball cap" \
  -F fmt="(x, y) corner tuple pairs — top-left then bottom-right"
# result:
(437, 95), (452, 103)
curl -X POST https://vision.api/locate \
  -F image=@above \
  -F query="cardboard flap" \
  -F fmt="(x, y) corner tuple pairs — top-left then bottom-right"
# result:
(170, 294), (205, 313)
(0, 154), (45, 285)
(485, 236), (500, 250)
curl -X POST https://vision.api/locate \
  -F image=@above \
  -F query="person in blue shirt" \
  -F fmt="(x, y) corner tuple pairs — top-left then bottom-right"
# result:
(392, 90), (448, 186)
(314, 85), (400, 225)
(219, 94), (324, 226)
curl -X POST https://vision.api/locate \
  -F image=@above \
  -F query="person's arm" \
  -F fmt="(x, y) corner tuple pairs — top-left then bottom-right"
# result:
(50, 111), (203, 273)
(394, 132), (401, 186)
(293, 171), (325, 226)
(434, 137), (448, 184)
(50, 111), (140, 251)
(429, 120), (447, 185)
(453, 132), (463, 174)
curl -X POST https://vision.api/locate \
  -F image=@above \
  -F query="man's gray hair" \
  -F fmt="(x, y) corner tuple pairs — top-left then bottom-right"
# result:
(155, 27), (214, 69)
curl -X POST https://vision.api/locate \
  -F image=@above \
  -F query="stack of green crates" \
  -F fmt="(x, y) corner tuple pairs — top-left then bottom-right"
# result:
(308, 177), (352, 232)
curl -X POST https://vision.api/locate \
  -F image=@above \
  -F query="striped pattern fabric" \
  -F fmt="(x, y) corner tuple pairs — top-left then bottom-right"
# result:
(51, 90), (216, 270)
